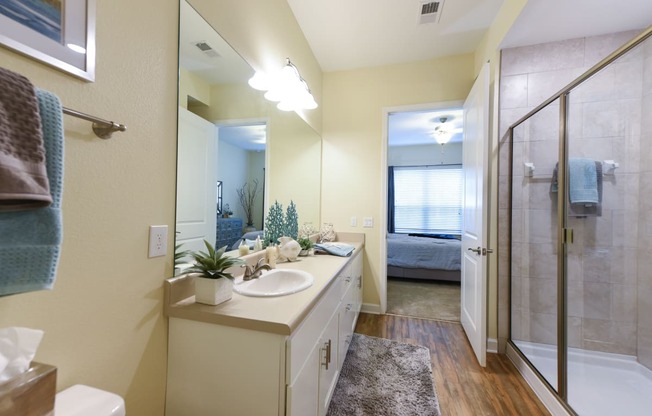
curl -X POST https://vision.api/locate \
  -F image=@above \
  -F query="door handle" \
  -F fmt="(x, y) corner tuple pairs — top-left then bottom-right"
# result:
(482, 248), (494, 256)
(467, 247), (482, 255)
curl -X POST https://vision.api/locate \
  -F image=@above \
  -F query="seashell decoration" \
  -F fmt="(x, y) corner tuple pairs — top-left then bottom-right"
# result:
(277, 236), (301, 262)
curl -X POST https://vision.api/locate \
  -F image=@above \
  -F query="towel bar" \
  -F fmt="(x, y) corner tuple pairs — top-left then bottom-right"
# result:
(523, 161), (618, 178)
(62, 107), (127, 139)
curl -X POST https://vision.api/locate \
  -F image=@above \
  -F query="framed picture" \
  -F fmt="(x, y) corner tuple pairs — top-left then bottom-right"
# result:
(0, 0), (96, 82)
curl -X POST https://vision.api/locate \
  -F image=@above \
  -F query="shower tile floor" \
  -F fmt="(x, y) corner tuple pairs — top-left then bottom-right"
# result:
(514, 340), (652, 415)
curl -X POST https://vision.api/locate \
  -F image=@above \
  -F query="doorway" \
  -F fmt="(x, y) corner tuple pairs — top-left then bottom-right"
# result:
(383, 104), (464, 322)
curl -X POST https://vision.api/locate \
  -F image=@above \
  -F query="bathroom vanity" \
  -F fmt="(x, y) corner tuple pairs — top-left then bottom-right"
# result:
(164, 238), (363, 416)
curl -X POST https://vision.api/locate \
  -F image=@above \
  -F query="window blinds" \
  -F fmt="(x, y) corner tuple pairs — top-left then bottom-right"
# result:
(393, 165), (463, 234)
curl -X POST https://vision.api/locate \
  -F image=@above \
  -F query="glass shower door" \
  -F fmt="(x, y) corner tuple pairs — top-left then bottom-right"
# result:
(564, 37), (650, 415)
(510, 98), (562, 391)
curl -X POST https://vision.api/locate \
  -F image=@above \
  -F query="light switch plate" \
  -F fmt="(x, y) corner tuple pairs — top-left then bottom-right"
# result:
(350, 216), (357, 227)
(363, 217), (373, 228)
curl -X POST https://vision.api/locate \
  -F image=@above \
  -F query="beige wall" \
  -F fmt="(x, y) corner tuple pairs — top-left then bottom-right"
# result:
(188, 0), (323, 134)
(321, 54), (475, 308)
(179, 67), (211, 108)
(193, 82), (323, 230)
(0, 0), (321, 414)
(0, 0), (178, 414)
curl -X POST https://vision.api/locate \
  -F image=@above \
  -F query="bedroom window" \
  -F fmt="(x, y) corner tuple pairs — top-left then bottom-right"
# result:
(391, 165), (462, 234)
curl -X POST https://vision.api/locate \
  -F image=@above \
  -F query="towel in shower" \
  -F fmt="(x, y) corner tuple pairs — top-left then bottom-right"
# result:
(0, 67), (52, 211)
(551, 160), (602, 201)
(569, 158), (599, 204)
(314, 243), (355, 257)
(0, 89), (64, 296)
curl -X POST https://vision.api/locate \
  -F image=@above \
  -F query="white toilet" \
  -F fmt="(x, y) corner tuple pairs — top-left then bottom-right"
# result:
(54, 384), (126, 416)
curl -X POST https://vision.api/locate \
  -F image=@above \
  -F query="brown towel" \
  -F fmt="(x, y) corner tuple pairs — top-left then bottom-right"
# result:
(0, 67), (52, 211)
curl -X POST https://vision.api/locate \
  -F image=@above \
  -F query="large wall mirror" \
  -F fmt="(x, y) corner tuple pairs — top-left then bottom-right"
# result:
(176, 0), (322, 258)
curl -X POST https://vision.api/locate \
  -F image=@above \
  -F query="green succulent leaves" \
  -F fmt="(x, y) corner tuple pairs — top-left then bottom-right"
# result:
(188, 240), (244, 279)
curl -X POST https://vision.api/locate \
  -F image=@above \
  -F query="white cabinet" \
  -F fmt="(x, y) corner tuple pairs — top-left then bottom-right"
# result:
(166, 251), (363, 416)
(318, 311), (340, 416)
(338, 252), (363, 369)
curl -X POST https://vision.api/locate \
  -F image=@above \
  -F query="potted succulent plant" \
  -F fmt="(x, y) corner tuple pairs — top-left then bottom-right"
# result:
(173, 243), (190, 276)
(188, 240), (243, 305)
(298, 237), (314, 257)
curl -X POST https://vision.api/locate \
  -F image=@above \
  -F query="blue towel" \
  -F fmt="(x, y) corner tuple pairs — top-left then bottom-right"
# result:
(569, 158), (598, 204)
(0, 89), (64, 295)
(314, 243), (355, 257)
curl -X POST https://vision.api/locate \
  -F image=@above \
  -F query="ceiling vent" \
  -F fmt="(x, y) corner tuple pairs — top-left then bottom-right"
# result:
(194, 41), (220, 58)
(418, 0), (444, 24)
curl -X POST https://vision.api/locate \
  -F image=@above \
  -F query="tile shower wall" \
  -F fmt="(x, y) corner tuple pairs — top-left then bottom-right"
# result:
(638, 40), (652, 369)
(499, 30), (647, 357)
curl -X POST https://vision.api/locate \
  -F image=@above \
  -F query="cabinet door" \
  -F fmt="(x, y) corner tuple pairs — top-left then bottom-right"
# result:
(319, 311), (340, 416)
(287, 341), (320, 416)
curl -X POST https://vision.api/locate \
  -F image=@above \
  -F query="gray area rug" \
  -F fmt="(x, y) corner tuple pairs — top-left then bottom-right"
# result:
(327, 334), (441, 416)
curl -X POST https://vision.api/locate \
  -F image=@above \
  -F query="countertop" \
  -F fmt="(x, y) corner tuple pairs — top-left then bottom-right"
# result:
(164, 236), (364, 336)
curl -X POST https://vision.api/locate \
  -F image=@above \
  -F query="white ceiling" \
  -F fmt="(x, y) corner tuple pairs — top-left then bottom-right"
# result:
(286, 0), (504, 71)
(218, 123), (267, 152)
(501, 0), (652, 49)
(179, 0), (253, 85)
(388, 107), (463, 147)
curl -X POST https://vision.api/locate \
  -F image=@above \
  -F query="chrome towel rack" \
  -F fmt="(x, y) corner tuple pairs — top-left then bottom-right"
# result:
(523, 160), (619, 177)
(62, 107), (127, 139)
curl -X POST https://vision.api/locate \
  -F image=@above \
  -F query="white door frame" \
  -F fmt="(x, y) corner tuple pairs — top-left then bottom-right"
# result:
(379, 100), (465, 314)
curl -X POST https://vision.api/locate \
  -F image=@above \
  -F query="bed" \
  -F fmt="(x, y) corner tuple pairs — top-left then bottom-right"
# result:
(386, 233), (462, 282)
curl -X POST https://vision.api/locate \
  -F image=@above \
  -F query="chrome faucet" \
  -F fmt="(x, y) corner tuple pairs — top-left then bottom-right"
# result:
(241, 258), (272, 281)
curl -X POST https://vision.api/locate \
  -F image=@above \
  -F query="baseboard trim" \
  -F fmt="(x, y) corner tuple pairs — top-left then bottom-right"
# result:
(487, 338), (498, 354)
(361, 303), (381, 314)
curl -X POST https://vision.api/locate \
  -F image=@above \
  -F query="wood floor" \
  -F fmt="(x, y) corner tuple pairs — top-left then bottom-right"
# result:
(354, 313), (550, 416)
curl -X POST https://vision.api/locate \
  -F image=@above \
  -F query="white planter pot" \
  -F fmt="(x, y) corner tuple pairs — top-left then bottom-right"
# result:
(194, 276), (233, 305)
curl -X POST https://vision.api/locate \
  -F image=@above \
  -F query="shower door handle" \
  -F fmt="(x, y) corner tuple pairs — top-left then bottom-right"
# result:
(467, 247), (482, 255)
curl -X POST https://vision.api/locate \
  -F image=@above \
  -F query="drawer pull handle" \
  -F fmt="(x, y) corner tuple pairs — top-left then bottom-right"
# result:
(346, 304), (352, 311)
(322, 339), (332, 370)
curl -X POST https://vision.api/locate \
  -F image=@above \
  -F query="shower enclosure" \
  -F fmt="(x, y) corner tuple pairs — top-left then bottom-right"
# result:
(507, 27), (652, 415)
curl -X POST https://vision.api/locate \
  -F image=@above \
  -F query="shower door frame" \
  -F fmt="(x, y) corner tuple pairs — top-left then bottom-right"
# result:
(506, 24), (652, 415)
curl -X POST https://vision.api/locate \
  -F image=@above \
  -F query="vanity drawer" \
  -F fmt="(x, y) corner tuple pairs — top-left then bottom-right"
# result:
(287, 277), (342, 384)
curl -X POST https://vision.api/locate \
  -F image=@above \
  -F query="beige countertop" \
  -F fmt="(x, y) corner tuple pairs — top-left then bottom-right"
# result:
(164, 236), (363, 336)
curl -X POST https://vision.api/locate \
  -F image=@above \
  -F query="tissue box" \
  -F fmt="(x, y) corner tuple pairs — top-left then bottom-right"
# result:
(0, 362), (56, 416)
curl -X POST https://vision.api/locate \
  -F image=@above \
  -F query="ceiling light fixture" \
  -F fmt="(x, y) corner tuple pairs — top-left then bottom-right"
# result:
(248, 58), (318, 112)
(432, 117), (452, 145)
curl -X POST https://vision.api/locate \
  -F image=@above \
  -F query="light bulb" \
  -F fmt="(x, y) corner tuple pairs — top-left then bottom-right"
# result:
(248, 71), (270, 91)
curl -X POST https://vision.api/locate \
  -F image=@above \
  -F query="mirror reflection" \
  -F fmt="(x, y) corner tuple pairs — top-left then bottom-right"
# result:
(176, 0), (322, 260)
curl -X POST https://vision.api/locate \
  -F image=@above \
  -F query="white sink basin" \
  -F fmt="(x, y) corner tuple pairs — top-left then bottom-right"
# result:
(234, 269), (314, 297)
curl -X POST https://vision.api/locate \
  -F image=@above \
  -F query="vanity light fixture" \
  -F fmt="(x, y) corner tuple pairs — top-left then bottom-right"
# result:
(432, 117), (453, 145)
(248, 58), (318, 111)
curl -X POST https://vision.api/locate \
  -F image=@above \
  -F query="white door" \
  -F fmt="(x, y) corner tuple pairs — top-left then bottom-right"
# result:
(461, 63), (490, 367)
(176, 107), (217, 257)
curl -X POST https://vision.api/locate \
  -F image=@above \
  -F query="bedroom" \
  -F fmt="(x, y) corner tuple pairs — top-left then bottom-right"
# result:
(385, 105), (464, 321)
